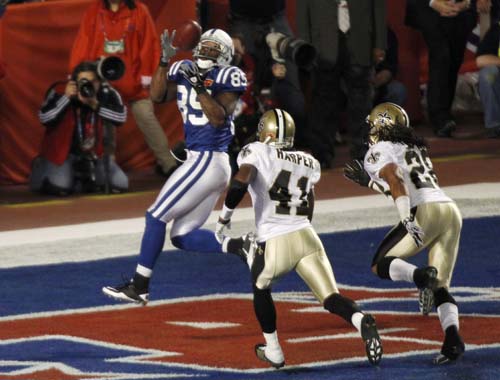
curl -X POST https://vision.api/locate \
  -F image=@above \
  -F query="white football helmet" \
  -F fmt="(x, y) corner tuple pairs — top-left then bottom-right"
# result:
(193, 28), (234, 70)
(257, 109), (295, 148)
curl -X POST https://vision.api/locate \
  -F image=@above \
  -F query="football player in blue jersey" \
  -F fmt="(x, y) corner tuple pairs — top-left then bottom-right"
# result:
(102, 28), (247, 304)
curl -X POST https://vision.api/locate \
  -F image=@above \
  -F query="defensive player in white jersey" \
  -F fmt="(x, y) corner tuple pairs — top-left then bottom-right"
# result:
(215, 109), (383, 369)
(344, 102), (464, 365)
(102, 28), (247, 304)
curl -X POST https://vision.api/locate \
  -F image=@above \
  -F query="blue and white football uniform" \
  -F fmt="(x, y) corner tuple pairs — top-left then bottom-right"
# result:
(148, 60), (247, 240)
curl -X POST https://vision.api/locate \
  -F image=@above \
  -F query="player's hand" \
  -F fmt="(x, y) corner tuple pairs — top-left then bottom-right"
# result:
(215, 217), (231, 244)
(160, 29), (178, 67)
(344, 160), (370, 187)
(179, 63), (206, 93)
(402, 217), (425, 247)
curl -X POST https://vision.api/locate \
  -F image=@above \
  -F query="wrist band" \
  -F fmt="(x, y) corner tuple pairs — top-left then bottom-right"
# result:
(220, 204), (234, 221)
(395, 195), (411, 221)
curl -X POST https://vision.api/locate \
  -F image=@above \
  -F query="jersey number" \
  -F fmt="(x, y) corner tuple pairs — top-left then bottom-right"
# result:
(269, 170), (310, 216)
(404, 148), (438, 189)
(177, 85), (209, 126)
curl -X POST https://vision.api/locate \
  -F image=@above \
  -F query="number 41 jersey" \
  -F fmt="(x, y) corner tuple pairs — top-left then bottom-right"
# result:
(364, 141), (452, 207)
(237, 142), (321, 242)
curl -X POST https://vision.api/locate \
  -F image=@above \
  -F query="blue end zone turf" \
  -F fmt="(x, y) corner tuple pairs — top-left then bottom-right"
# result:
(1, 216), (499, 380)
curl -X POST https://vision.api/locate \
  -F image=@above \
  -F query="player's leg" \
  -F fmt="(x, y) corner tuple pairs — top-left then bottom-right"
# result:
(252, 234), (299, 369)
(168, 152), (231, 252)
(428, 203), (464, 364)
(371, 206), (439, 314)
(102, 151), (228, 304)
(252, 241), (285, 369)
(293, 228), (382, 365)
(253, 284), (285, 369)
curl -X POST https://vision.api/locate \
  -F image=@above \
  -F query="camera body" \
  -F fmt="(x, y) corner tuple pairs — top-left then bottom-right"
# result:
(266, 32), (317, 70)
(74, 56), (125, 99)
(78, 78), (95, 98)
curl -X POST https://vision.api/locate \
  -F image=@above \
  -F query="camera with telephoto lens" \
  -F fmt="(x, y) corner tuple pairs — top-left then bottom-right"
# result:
(78, 78), (95, 98)
(96, 55), (125, 81)
(77, 56), (125, 98)
(266, 32), (317, 70)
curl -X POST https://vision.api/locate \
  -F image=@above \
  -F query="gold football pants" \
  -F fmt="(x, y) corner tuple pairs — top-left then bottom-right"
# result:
(253, 227), (339, 303)
(374, 202), (462, 289)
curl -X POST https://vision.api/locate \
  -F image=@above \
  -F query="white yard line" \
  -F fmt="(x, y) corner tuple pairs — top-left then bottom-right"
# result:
(0, 182), (498, 269)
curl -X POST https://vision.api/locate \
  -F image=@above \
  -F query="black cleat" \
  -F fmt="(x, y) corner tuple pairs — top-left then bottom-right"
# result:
(414, 266), (438, 315)
(102, 281), (149, 305)
(361, 314), (383, 365)
(433, 325), (465, 365)
(238, 233), (257, 269)
(255, 344), (285, 369)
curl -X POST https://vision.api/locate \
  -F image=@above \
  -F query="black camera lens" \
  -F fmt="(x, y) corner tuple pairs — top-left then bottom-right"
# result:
(78, 79), (95, 98)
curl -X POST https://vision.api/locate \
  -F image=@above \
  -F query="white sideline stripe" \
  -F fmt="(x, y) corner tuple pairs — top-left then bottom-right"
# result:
(287, 327), (411, 343)
(1, 289), (498, 323)
(1, 182), (498, 248)
(166, 321), (241, 329)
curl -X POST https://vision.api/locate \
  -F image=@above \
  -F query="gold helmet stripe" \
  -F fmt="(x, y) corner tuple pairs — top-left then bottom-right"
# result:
(275, 108), (285, 143)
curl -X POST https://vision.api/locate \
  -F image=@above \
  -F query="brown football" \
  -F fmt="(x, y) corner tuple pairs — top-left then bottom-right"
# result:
(173, 20), (202, 51)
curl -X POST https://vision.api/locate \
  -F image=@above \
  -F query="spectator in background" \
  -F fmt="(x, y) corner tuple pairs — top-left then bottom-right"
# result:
(30, 61), (128, 195)
(373, 26), (407, 107)
(405, 0), (477, 138)
(476, 20), (500, 138)
(70, 0), (178, 178)
(228, 0), (309, 151)
(229, 34), (260, 173)
(297, 0), (386, 166)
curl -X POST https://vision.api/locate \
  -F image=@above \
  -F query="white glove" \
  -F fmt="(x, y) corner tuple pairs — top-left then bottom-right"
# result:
(215, 218), (231, 244)
(402, 217), (425, 247)
(265, 31), (286, 63)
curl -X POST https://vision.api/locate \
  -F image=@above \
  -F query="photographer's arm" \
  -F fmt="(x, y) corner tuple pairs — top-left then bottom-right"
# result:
(38, 83), (73, 128)
(97, 85), (127, 126)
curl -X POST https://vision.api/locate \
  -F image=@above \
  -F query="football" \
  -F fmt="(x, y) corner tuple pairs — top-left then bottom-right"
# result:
(173, 20), (202, 51)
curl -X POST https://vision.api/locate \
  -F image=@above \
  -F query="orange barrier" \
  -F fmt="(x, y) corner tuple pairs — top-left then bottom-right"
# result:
(0, 0), (195, 185)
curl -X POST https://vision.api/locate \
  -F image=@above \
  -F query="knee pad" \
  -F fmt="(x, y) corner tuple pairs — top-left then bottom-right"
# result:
(434, 287), (457, 307)
(376, 256), (398, 280)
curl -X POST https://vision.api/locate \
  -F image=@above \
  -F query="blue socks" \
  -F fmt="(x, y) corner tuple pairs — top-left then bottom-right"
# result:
(137, 213), (223, 275)
(137, 212), (167, 270)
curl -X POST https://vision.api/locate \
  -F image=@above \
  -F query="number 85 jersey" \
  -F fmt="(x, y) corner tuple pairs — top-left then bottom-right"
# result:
(168, 60), (247, 152)
(364, 141), (452, 207)
(237, 142), (321, 242)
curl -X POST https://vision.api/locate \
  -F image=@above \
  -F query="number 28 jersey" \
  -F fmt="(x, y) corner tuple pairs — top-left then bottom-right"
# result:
(168, 60), (247, 152)
(237, 142), (321, 242)
(364, 141), (452, 207)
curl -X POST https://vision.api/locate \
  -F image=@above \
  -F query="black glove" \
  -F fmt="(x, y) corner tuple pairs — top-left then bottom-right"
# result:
(179, 63), (206, 94)
(344, 160), (370, 187)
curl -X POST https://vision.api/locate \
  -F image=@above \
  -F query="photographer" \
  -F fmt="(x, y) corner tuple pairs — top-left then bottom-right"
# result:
(30, 61), (129, 195)
(228, 0), (311, 151)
